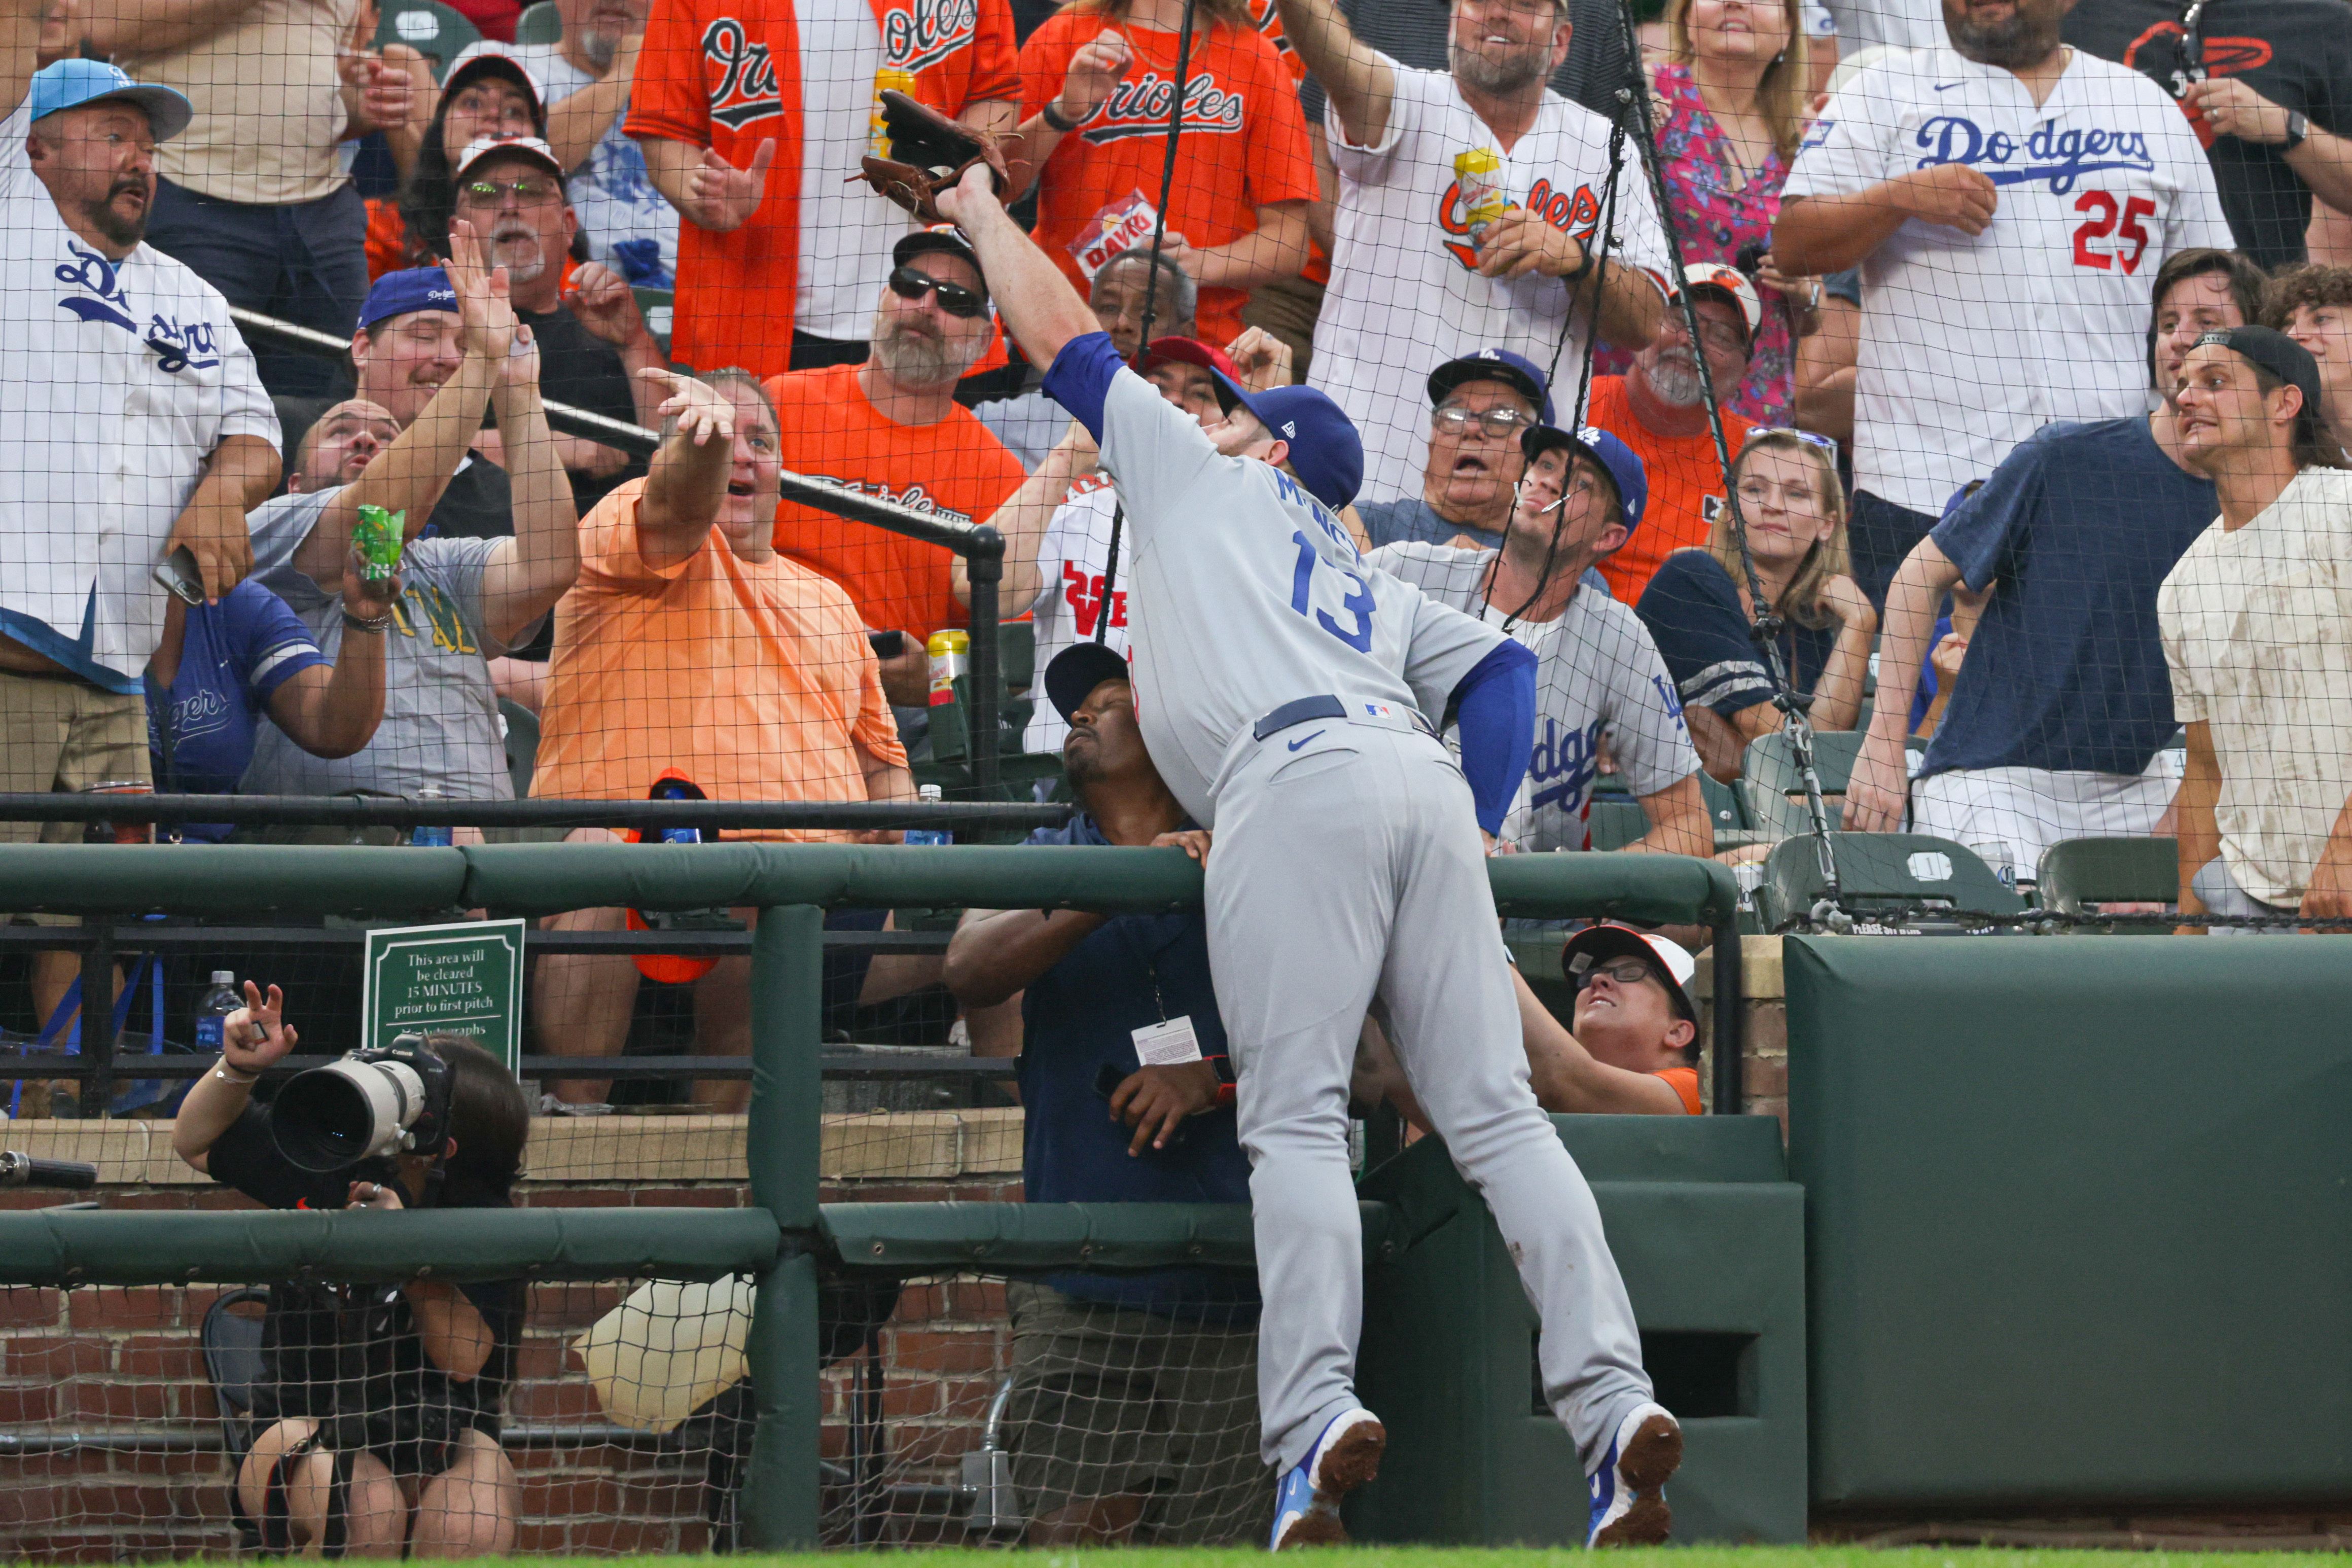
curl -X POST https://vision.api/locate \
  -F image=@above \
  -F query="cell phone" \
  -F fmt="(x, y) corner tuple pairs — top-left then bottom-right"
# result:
(1701, 494), (1727, 525)
(1094, 1062), (1129, 1100)
(152, 545), (204, 605)
(868, 630), (908, 660)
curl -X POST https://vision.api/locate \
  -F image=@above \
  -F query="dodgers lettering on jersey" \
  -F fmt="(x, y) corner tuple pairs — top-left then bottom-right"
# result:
(1066, 351), (1511, 828)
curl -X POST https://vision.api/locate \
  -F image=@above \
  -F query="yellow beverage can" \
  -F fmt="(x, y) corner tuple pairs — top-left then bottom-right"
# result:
(926, 627), (970, 706)
(1454, 148), (1508, 240)
(871, 67), (919, 157)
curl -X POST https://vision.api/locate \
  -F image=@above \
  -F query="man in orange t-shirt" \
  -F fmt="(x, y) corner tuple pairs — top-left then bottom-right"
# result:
(762, 229), (1027, 702)
(1012, 0), (1316, 350)
(1558, 925), (1704, 1116)
(1588, 265), (1761, 602)
(533, 368), (917, 1113)
(624, 0), (1020, 376)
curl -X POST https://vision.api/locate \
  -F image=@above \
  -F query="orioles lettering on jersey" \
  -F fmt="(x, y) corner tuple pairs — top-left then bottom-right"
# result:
(53, 242), (224, 373)
(1061, 560), (1127, 637)
(1082, 71), (1246, 145)
(809, 474), (976, 523)
(1437, 175), (1599, 269)
(703, 18), (782, 131)
(1910, 116), (2155, 193)
(882, 0), (979, 74)
(2118, 20), (2274, 148)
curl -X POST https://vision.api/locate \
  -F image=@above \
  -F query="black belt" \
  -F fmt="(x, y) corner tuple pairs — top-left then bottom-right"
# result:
(1252, 694), (1348, 741)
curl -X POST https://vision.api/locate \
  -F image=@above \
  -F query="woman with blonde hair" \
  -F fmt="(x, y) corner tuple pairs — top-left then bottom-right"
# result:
(1616, 0), (1823, 424)
(1634, 427), (1873, 778)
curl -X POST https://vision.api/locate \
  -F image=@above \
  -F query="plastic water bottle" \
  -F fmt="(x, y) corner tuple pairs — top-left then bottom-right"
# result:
(903, 783), (952, 847)
(193, 972), (239, 1053)
(650, 774), (706, 845)
(410, 783), (453, 847)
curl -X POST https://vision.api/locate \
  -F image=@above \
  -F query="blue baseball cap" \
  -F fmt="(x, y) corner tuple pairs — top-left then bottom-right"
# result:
(1522, 422), (1648, 533)
(1427, 348), (1555, 424)
(1208, 377), (1364, 511)
(357, 267), (457, 335)
(27, 59), (192, 141)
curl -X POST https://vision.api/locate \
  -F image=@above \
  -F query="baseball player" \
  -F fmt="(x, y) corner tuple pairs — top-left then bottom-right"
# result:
(934, 164), (1680, 1550)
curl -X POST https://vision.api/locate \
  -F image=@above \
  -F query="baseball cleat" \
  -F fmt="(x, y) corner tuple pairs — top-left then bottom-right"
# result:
(1269, 1407), (1387, 1549)
(1587, 1401), (1681, 1547)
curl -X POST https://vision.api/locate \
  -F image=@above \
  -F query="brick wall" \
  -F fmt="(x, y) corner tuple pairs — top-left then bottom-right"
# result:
(1694, 935), (1789, 1129)
(0, 1113), (1026, 1560)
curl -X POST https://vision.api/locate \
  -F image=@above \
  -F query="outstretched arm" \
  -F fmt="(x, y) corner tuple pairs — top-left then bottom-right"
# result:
(634, 370), (739, 567)
(1269, 0), (1393, 149)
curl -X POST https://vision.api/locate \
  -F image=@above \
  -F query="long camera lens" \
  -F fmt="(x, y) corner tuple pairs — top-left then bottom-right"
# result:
(271, 1057), (427, 1172)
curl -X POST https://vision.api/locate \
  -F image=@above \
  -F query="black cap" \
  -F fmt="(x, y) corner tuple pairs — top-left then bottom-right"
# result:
(893, 226), (987, 294)
(2197, 326), (2323, 429)
(1044, 642), (1129, 723)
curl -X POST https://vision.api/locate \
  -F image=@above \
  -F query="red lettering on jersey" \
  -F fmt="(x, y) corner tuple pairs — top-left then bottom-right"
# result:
(703, 18), (782, 130)
(1439, 176), (1600, 270)
(1062, 560), (1128, 637)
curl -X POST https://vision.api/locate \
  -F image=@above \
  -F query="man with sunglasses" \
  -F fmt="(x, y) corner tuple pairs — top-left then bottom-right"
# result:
(761, 228), (1027, 706)
(1371, 423), (1710, 860)
(449, 136), (670, 516)
(1583, 264), (1760, 602)
(1358, 349), (1550, 552)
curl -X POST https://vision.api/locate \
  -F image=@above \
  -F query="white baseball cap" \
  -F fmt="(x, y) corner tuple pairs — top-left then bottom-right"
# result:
(454, 133), (565, 185)
(1674, 262), (1763, 342)
(1561, 923), (1698, 1023)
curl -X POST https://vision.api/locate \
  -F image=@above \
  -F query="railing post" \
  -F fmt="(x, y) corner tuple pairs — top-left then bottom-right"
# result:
(966, 524), (1004, 795)
(1709, 921), (1743, 1115)
(78, 921), (116, 1119)
(741, 902), (824, 1549)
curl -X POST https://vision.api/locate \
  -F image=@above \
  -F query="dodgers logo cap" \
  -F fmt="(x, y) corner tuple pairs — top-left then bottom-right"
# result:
(1208, 377), (1365, 511)
(27, 58), (193, 142)
(1426, 347), (1555, 424)
(358, 267), (458, 335)
(1521, 422), (1649, 532)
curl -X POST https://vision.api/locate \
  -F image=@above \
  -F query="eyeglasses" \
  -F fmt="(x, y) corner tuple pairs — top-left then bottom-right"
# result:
(458, 175), (561, 205)
(888, 265), (987, 319)
(1433, 405), (1537, 439)
(1575, 959), (1660, 990)
(1746, 424), (1839, 452)
(1666, 314), (1750, 354)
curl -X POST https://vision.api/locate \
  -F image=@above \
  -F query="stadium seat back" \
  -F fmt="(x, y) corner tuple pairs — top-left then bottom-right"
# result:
(1756, 832), (2027, 934)
(2038, 836), (2180, 932)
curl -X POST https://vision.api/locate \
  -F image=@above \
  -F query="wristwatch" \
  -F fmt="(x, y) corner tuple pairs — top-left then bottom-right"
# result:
(2285, 110), (2310, 150)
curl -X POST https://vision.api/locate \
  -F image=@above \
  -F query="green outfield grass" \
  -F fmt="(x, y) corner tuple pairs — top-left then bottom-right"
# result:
(487, 1551), (2352, 1568)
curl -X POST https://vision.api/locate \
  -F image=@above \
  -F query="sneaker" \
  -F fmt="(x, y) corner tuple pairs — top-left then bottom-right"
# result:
(537, 1093), (612, 1117)
(1269, 1407), (1386, 1550)
(1586, 1402), (1680, 1547)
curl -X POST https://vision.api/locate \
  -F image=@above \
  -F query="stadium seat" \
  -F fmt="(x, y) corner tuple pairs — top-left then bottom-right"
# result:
(1587, 795), (1648, 851)
(513, 0), (561, 42)
(1699, 769), (1768, 852)
(373, 0), (482, 78)
(1754, 832), (2027, 935)
(1738, 729), (1867, 840)
(2037, 836), (2179, 934)
(200, 1286), (271, 1545)
(500, 697), (540, 801)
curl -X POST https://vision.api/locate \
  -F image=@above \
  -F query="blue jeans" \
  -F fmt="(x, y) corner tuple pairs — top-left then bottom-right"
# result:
(145, 179), (369, 400)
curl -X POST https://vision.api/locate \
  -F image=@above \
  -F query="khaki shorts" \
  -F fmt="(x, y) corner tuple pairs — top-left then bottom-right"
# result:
(1003, 1279), (1267, 1545)
(0, 669), (149, 925)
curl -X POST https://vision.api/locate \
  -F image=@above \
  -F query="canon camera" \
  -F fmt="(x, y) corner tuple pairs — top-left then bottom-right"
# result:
(270, 1035), (456, 1174)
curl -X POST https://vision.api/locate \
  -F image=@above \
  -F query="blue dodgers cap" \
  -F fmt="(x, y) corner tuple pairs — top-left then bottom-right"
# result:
(1427, 347), (1555, 424)
(27, 59), (193, 141)
(1522, 422), (1648, 532)
(1209, 376), (1365, 511)
(357, 267), (458, 334)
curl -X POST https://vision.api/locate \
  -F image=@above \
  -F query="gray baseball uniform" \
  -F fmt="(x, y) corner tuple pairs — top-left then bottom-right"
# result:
(1045, 335), (1654, 1478)
(1371, 543), (1702, 852)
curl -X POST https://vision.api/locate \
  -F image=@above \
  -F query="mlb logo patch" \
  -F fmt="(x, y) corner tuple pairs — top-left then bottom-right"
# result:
(1363, 703), (1394, 720)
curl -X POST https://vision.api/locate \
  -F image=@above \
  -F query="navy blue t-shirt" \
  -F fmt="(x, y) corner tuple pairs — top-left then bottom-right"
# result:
(1921, 416), (2216, 779)
(1017, 813), (1256, 1318)
(146, 580), (328, 840)
(1634, 549), (1837, 719)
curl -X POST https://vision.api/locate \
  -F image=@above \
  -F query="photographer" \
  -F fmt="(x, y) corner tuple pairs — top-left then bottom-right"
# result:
(172, 984), (532, 1558)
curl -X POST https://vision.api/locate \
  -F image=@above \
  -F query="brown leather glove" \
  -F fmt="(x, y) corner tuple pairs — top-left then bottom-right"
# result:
(854, 90), (1012, 223)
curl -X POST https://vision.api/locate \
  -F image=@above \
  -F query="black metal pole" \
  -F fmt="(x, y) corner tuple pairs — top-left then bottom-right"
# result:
(77, 921), (116, 1119)
(1710, 922), (1743, 1115)
(965, 525), (1004, 795)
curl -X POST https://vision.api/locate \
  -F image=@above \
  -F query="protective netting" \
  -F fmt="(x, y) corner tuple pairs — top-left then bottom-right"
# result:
(0, 1266), (1269, 1559)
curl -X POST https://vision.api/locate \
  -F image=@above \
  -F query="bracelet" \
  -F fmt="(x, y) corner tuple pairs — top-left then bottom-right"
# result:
(343, 608), (393, 634)
(1042, 98), (1088, 132)
(213, 1060), (259, 1086)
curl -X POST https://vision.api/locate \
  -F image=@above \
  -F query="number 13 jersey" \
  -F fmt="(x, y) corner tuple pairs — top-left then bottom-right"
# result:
(1784, 44), (2228, 515)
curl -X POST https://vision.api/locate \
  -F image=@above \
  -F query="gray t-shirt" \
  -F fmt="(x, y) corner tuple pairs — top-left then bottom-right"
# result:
(1371, 541), (1700, 851)
(241, 488), (528, 801)
(1359, 495), (1504, 551)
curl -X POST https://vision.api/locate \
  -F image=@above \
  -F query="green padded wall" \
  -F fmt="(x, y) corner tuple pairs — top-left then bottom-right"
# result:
(1785, 937), (2352, 1511)
(1353, 1115), (1806, 1544)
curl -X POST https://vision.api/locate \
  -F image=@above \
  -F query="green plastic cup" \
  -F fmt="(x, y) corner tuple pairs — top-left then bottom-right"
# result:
(353, 505), (406, 581)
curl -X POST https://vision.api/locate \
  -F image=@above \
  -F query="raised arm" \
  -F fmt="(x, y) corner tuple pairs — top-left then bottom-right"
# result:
(1269, 0), (1394, 150)
(633, 369), (738, 565)
(81, 0), (265, 61)
(479, 323), (583, 647)
(173, 981), (296, 1173)
(960, 425), (1096, 607)
(935, 162), (1100, 373)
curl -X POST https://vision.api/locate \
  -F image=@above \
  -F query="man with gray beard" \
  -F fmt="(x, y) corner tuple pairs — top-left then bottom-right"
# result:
(451, 0), (679, 288)
(448, 136), (670, 515)
(1582, 264), (1760, 602)
(760, 228), (1028, 705)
